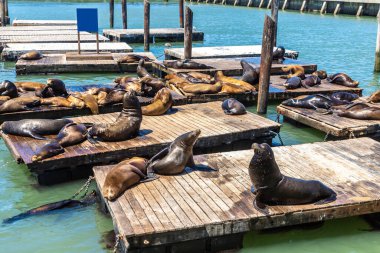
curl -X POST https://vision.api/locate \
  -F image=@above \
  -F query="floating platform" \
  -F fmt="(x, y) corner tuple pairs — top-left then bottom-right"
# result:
(103, 28), (204, 43)
(167, 75), (362, 103)
(0, 34), (108, 45)
(16, 52), (156, 75)
(12, 19), (77, 26)
(164, 45), (299, 60)
(1, 42), (133, 61)
(0, 30), (89, 37)
(152, 57), (317, 77)
(0, 25), (77, 31)
(277, 103), (379, 139)
(2, 102), (280, 185)
(94, 137), (380, 253)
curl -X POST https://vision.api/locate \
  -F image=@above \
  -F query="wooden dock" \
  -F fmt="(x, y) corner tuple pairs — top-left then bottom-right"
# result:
(103, 28), (204, 43)
(16, 52), (156, 75)
(1, 42), (133, 61)
(0, 34), (109, 44)
(152, 57), (317, 77)
(1, 102), (280, 185)
(12, 19), (77, 26)
(94, 137), (380, 253)
(0, 26), (77, 32)
(277, 103), (379, 139)
(164, 45), (299, 60)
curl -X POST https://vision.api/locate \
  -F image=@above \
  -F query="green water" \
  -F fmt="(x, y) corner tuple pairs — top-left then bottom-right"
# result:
(1, 1), (380, 252)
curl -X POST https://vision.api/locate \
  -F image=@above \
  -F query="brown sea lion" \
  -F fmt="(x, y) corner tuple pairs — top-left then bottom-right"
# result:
(367, 90), (380, 103)
(302, 75), (321, 88)
(249, 143), (336, 214)
(337, 103), (380, 120)
(163, 60), (211, 69)
(86, 87), (114, 95)
(327, 73), (359, 88)
(19, 50), (44, 60)
(113, 76), (139, 85)
(40, 97), (73, 107)
(240, 60), (259, 86)
(222, 98), (246, 115)
(31, 141), (64, 162)
(165, 74), (189, 86)
(215, 71), (256, 92)
(117, 54), (151, 64)
(142, 88), (173, 116)
(98, 89), (126, 106)
(67, 95), (85, 108)
(220, 82), (249, 94)
(1, 118), (72, 140)
(0, 96), (40, 114)
(147, 129), (201, 176)
(96, 91), (108, 105)
(116, 81), (143, 95)
(46, 79), (69, 97)
(187, 72), (214, 83)
(136, 59), (151, 78)
(179, 82), (222, 94)
(0, 96), (10, 103)
(312, 70), (327, 80)
(177, 73), (213, 84)
(80, 93), (99, 114)
(0, 80), (18, 98)
(88, 91), (142, 141)
(55, 122), (88, 147)
(272, 46), (285, 63)
(280, 65), (305, 79)
(14, 81), (46, 92)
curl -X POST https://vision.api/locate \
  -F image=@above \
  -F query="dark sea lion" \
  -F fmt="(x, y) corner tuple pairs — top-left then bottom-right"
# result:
(222, 98), (246, 115)
(142, 88), (173, 116)
(1, 118), (73, 140)
(281, 94), (332, 110)
(280, 65), (305, 79)
(327, 73), (359, 88)
(98, 89), (126, 106)
(0, 80), (18, 98)
(56, 123), (88, 147)
(367, 90), (380, 103)
(31, 140), (64, 162)
(163, 59), (211, 69)
(312, 70), (327, 80)
(283, 76), (303, 89)
(136, 59), (151, 78)
(35, 86), (54, 98)
(117, 54), (151, 64)
(40, 97), (73, 107)
(137, 59), (165, 95)
(302, 75), (321, 88)
(179, 82), (222, 94)
(249, 143), (336, 213)
(272, 46), (285, 63)
(330, 92), (359, 105)
(88, 91), (142, 141)
(240, 60), (260, 86)
(337, 103), (380, 120)
(147, 129), (201, 176)
(19, 50), (44, 60)
(0, 96), (41, 114)
(14, 81), (46, 92)
(46, 78), (69, 97)
(3, 190), (97, 224)
(102, 157), (150, 201)
(215, 71), (256, 91)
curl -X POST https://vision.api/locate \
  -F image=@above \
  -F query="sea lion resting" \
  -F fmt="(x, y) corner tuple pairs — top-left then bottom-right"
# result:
(137, 59), (164, 96)
(272, 46), (286, 64)
(215, 71), (256, 92)
(367, 90), (380, 103)
(302, 75), (321, 88)
(178, 82), (222, 94)
(281, 94), (333, 110)
(142, 88), (173, 116)
(312, 70), (327, 80)
(37, 79), (69, 98)
(14, 81), (46, 92)
(327, 73), (359, 88)
(0, 80), (18, 98)
(163, 59), (211, 69)
(102, 157), (151, 201)
(240, 60), (259, 86)
(283, 77), (304, 89)
(117, 54), (151, 64)
(40, 97), (73, 108)
(330, 92), (359, 105)
(89, 91), (142, 141)
(249, 143), (336, 214)
(222, 98), (246, 115)
(337, 103), (380, 120)
(18, 50), (44, 61)
(280, 65), (305, 79)
(0, 96), (41, 114)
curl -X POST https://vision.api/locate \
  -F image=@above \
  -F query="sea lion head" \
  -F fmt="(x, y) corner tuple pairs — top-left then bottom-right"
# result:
(176, 129), (201, 149)
(102, 174), (123, 201)
(122, 90), (140, 109)
(281, 98), (297, 106)
(368, 90), (380, 103)
(251, 143), (273, 163)
(31, 141), (64, 162)
(155, 88), (172, 104)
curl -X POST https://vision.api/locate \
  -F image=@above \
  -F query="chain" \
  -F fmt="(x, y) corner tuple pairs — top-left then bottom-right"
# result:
(324, 131), (330, 142)
(71, 176), (94, 200)
(275, 114), (280, 123)
(269, 130), (284, 146)
(113, 234), (124, 253)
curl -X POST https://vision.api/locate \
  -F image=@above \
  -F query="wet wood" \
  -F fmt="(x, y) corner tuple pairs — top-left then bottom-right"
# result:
(271, 0), (279, 46)
(375, 17), (380, 72)
(94, 137), (380, 251)
(0, 0), (5, 27)
(144, 0), (150, 52)
(122, 0), (127, 29)
(179, 0), (184, 28)
(110, 0), (115, 28)
(0, 25), (77, 31)
(184, 7), (193, 59)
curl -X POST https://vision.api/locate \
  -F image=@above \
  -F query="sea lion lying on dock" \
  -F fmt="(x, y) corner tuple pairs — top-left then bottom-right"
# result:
(249, 143), (336, 214)
(283, 76), (303, 89)
(1, 118), (73, 140)
(97, 89), (126, 106)
(312, 70), (327, 80)
(46, 78), (69, 97)
(337, 103), (380, 120)
(281, 94), (333, 110)
(367, 90), (380, 103)
(31, 141), (65, 162)
(327, 73), (359, 88)
(40, 97), (73, 107)
(18, 50), (44, 61)
(179, 82), (222, 94)
(272, 46), (286, 63)
(215, 71), (256, 92)
(163, 59), (211, 69)
(240, 60), (259, 86)
(142, 88), (173, 116)
(86, 87), (115, 95)
(280, 65), (305, 79)
(302, 75), (321, 88)
(114, 76), (139, 85)
(0, 96), (41, 114)
(80, 93), (99, 114)
(330, 92), (359, 105)
(0, 80), (18, 98)
(117, 54), (151, 64)
(222, 98), (246, 115)
(102, 157), (151, 201)
(14, 81), (47, 92)
(89, 91), (142, 141)
(147, 129), (201, 176)
(185, 72), (214, 84)
(137, 59), (164, 96)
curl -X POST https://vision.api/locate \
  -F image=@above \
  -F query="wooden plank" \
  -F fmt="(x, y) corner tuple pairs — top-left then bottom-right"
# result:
(94, 138), (380, 249)
(0, 34), (109, 44)
(12, 19), (77, 26)
(0, 25), (77, 31)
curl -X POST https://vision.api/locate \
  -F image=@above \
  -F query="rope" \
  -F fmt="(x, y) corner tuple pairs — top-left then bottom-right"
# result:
(324, 131), (330, 142)
(269, 130), (284, 146)
(113, 234), (124, 253)
(71, 176), (94, 200)
(275, 114), (281, 123)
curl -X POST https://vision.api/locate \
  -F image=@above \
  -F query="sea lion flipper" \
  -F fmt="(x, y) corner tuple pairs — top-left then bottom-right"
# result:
(253, 195), (269, 215)
(148, 147), (169, 165)
(140, 174), (159, 183)
(186, 155), (196, 168)
(314, 194), (337, 205)
(28, 131), (47, 140)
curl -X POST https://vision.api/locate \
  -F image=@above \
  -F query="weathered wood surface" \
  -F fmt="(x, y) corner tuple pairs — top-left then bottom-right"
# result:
(0, 30), (87, 36)
(12, 19), (77, 26)
(0, 25), (77, 31)
(0, 34), (108, 44)
(164, 45), (299, 60)
(2, 102), (280, 174)
(16, 52), (156, 74)
(103, 28), (204, 43)
(152, 57), (316, 77)
(277, 103), (380, 138)
(94, 137), (380, 251)
(0, 86), (185, 123)
(2, 42), (133, 61)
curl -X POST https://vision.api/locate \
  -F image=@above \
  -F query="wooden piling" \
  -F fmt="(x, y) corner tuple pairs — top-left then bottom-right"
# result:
(320, 1), (327, 14)
(144, 0), (150, 51)
(267, 0), (272, 9)
(334, 3), (341, 15)
(122, 0), (127, 29)
(109, 0), (114, 28)
(4, 0), (8, 18)
(0, 0), (5, 27)
(184, 6), (193, 59)
(179, 0), (184, 28)
(300, 0), (307, 12)
(258, 0), (264, 8)
(271, 0), (279, 47)
(356, 5), (363, 16)
(247, 0), (252, 7)
(374, 17), (380, 72)
(282, 0), (288, 10)
(257, 16), (275, 114)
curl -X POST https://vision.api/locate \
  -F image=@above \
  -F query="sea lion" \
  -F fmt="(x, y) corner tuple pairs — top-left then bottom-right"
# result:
(179, 82), (222, 94)
(163, 60), (211, 69)
(88, 91), (142, 141)
(165, 74), (189, 86)
(302, 75), (321, 88)
(40, 97), (73, 107)
(0, 96), (10, 104)
(367, 90), (380, 103)
(14, 81), (46, 92)
(86, 87), (114, 95)
(98, 89), (126, 106)
(280, 65), (305, 79)
(142, 88), (173, 116)
(137, 59), (165, 95)
(55, 122), (88, 147)
(67, 95), (85, 108)
(337, 103), (380, 120)
(35, 86), (55, 98)
(312, 70), (327, 80)
(177, 73), (212, 84)
(116, 81), (143, 95)
(117, 54), (151, 64)
(1, 118), (73, 140)
(137, 59), (151, 78)
(249, 143), (336, 213)
(102, 157), (150, 201)
(221, 98), (246, 115)
(147, 129), (201, 176)
(0, 96), (41, 114)
(80, 93), (99, 114)
(187, 72), (214, 83)
(19, 50), (44, 60)
(272, 46), (285, 63)
(220, 82), (249, 94)
(31, 140), (64, 162)
(96, 91), (108, 104)
(281, 94), (332, 110)
(327, 73), (359, 88)
(46, 78), (69, 97)
(113, 76), (139, 85)
(240, 60), (259, 86)
(0, 80), (18, 98)
(215, 71), (256, 91)
(330, 92), (359, 105)
(283, 76), (304, 89)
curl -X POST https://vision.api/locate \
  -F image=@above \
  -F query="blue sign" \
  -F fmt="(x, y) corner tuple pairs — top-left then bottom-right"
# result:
(76, 8), (98, 32)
